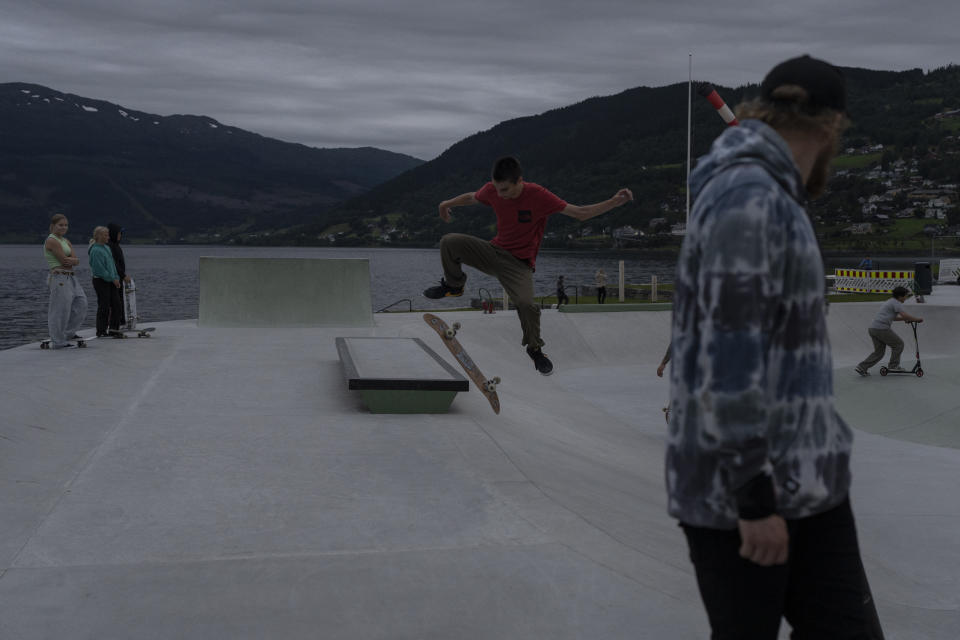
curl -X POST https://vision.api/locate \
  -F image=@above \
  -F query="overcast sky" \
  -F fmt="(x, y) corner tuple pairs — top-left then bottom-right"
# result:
(2, 0), (957, 160)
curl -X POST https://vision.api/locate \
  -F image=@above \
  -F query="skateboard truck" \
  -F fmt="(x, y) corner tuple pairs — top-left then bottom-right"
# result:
(443, 322), (461, 339)
(483, 377), (501, 393)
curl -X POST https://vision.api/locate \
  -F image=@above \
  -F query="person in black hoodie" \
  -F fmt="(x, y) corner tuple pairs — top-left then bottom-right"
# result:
(106, 223), (129, 330)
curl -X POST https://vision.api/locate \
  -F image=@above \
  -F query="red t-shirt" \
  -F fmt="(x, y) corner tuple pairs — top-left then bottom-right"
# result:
(475, 181), (567, 269)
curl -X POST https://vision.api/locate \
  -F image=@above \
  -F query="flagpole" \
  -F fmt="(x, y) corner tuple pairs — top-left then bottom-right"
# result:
(686, 52), (692, 227)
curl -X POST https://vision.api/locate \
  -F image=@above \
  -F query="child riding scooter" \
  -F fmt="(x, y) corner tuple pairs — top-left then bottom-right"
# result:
(855, 286), (923, 377)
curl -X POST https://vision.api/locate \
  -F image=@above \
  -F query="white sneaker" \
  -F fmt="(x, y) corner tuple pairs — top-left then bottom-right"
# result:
(886, 365), (906, 373)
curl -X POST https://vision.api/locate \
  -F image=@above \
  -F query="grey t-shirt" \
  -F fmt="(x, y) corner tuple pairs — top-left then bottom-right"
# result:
(870, 297), (904, 330)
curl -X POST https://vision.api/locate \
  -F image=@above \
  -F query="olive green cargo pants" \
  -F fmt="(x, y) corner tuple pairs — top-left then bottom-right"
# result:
(439, 233), (544, 349)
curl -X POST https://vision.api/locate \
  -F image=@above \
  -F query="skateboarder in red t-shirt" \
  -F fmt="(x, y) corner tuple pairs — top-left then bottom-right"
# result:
(424, 156), (633, 375)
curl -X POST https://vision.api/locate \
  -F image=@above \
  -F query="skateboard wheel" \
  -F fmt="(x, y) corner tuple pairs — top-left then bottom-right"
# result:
(879, 367), (888, 376)
(452, 322), (461, 330)
(444, 329), (456, 339)
(41, 342), (49, 349)
(916, 368), (924, 377)
(492, 376), (501, 385)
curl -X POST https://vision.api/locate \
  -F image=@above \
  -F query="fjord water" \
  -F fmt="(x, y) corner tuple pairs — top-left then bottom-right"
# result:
(0, 245), (678, 350)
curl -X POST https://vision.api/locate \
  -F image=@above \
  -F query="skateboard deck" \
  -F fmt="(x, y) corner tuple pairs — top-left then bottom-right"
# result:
(423, 313), (501, 414)
(122, 278), (139, 329)
(40, 337), (87, 349)
(106, 327), (156, 339)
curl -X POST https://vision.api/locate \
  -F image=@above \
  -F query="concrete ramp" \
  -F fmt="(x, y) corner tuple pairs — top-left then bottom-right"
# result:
(1, 298), (958, 638)
(199, 257), (374, 327)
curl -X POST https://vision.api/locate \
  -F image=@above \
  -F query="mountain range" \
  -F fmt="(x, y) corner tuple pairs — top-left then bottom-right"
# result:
(3, 64), (959, 246)
(0, 83), (422, 242)
(275, 64), (960, 247)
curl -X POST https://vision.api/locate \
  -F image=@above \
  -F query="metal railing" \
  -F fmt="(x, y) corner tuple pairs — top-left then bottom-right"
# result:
(375, 298), (413, 313)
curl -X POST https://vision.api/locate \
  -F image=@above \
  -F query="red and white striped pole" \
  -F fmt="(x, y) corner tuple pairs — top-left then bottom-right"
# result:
(699, 84), (739, 126)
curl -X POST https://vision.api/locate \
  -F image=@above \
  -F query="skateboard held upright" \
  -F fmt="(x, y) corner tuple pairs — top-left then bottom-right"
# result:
(122, 278), (139, 330)
(423, 313), (501, 414)
(119, 278), (155, 337)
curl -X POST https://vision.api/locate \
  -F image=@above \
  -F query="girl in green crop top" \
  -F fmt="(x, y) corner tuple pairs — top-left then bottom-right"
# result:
(43, 214), (87, 348)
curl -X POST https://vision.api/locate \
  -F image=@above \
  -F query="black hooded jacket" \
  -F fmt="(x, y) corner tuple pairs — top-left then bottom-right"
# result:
(107, 223), (126, 280)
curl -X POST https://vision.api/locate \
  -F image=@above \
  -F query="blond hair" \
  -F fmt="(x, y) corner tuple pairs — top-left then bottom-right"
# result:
(89, 226), (110, 245)
(736, 85), (850, 136)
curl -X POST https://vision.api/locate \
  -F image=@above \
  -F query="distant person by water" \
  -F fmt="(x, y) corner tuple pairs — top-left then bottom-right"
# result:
(423, 155), (633, 375)
(595, 269), (607, 304)
(88, 226), (122, 337)
(43, 214), (87, 348)
(556, 275), (569, 307)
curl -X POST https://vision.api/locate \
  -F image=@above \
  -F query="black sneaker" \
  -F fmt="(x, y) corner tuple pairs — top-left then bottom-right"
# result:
(423, 279), (464, 299)
(526, 347), (554, 376)
(855, 366), (870, 377)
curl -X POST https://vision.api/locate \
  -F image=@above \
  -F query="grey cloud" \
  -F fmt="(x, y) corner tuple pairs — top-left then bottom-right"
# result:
(1, 0), (958, 159)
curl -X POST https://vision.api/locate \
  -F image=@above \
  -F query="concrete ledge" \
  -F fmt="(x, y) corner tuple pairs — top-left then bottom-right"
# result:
(199, 257), (373, 327)
(336, 337), (468, 413)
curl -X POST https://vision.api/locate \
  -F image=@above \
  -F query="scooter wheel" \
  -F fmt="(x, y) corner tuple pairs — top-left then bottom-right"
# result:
(879, 367), (888, 376)
(916, 368), (924, 377)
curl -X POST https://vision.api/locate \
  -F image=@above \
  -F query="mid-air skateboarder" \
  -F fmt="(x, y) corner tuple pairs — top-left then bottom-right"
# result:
(423, 155), (633, 375)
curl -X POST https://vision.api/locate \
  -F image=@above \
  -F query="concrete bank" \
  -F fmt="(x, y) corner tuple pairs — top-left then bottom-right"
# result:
(1, 293), (958, 639)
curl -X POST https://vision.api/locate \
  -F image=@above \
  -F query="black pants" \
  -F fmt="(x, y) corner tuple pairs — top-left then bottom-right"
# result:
(92, 279), (123, 335)
(597, 286), (606, 304)
(682, 499), (884, 640)
(557, 290), (569, 306)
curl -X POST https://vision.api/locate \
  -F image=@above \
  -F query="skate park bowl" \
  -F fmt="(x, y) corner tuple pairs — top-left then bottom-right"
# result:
(1, 291), (958, 638)
(198, 257), (374, 327)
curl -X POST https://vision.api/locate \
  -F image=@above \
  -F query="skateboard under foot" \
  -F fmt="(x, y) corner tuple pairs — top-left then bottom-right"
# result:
(40, 338), (86, 349)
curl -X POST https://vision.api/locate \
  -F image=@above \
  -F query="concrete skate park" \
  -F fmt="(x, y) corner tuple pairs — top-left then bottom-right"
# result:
(2, 258), (958, 639)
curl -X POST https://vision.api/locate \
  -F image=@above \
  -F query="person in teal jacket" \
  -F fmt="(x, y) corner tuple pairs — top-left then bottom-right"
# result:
(88, 226), (121, 337)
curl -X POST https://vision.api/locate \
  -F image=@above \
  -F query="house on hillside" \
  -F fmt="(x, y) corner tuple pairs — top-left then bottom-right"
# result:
(848, 223), (873, 235)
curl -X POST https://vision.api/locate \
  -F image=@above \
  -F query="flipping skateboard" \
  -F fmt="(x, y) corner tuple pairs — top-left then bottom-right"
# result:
(423, 313), (501, 414)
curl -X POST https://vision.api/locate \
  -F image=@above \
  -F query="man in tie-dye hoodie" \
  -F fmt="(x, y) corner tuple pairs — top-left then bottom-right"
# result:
(666, 56), (884, 638)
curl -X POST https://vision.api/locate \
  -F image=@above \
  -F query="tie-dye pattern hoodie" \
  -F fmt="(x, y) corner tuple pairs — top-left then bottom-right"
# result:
(666, 119), (853, 529)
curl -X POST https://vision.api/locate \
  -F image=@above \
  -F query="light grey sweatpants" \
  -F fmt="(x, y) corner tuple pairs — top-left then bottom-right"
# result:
(858, 327), (904, 370)
(439, 233), (543, 349)
(47, 273), (88, 348)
